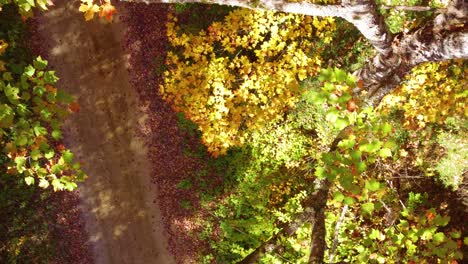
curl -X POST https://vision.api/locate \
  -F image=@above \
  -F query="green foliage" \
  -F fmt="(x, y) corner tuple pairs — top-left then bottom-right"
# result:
(327, 192), (464, 263)
(0, 0), (52, 17)
(376, 0), (438, 34)
(162, 8), (466, 264)
(0, 173), (58, 263)
(0, 53), (86, 191)
(435, 125), (467, 189)
(0, 9), (84, 262)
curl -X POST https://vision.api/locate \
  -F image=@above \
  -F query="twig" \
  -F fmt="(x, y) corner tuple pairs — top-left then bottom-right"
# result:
(328, 205), (348, 264)
(380, 5), (444, 12)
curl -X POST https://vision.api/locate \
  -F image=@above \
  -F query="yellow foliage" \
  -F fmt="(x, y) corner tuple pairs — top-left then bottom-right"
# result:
(162, 9), (335, 156)
(381, 60), (467, 129)
(0, 39), (8, 55)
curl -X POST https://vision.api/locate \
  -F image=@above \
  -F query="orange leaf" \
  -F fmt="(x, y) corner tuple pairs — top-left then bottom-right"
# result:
(69, 102), (80, 113)
(347, 98), (357, 112)
(425, 210), (435, 222)
(357, 79), (364, 89)
(99, 3), (117, 22)
(57, 144), (66, 152)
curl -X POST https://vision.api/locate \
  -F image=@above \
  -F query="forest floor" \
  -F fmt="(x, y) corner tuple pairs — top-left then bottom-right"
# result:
(29, 0), (201, 263)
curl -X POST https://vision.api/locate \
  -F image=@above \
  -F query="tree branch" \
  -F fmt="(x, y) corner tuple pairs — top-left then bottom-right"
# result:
(124, 0), (393, 55)
(328, 205), (348, 264)
(238, 180), (329, 264)
(380, 5), (442, 12)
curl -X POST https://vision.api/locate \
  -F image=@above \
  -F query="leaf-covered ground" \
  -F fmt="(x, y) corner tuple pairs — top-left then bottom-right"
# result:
(121, 3), (215, 263)
(29, 0), (177, 263)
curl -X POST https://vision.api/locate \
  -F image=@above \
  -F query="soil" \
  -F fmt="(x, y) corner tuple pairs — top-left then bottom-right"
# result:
(32, 1), (175, 263)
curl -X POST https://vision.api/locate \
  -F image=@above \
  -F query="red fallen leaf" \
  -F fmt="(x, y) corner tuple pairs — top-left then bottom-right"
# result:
(425, 210), (435, 222)
(347, 98), (357, 112)
(57, 144), (66, 152)
(99, 3), (117, 22)
(69, 102), (80, 113)
(357, 79), (364, 89)
(457, 240), (462, 248)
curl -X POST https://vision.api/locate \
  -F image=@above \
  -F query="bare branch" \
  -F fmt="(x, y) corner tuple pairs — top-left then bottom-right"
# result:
(380, 5), (442, 12)
(328, 205), (348, 264)
(124, 0), (394, 55)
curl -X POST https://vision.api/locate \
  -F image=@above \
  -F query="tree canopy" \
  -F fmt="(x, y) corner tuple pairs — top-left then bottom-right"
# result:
(1, 0), (467, 263)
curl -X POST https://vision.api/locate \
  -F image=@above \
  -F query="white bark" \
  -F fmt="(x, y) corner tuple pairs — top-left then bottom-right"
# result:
(124, 0), (394, 54)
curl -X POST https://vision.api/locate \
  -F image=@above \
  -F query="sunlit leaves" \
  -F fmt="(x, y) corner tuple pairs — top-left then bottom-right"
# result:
(0, 45), (86, 191)
(0, 0), (52, 17)
(381, 60), (467, 129)
(161, 9), (336, 156)
(79, 0), (116, 22)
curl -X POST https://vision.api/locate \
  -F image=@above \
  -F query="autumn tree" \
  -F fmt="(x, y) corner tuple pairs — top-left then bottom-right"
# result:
(134, 0), (466, 263)
(2, 0), (466, 262)
(86, 0), (465, 262)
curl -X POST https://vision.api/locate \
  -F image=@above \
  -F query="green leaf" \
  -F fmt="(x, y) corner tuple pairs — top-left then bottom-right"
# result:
(359, 141), (382, 153)
(62, 150), (74, 164)
(51, 164), (63, 174)
(52, 178), (63, 191)
(365, 179), (381, 192)
(5, 84), (20, 104)
(356, 161), (367, 173)
(369, 229), (380, 240)
(318, 68), (332, 82)
(24, 65), (35, 77)
(3, 72), (13, 81)
(362, 202), (375, 215)
(433, 215), (450, 227)
(315, 166), (326, 179)
(44, 149), (55, 159)
(464, 237), (468, 246)
(339, 174), (354, 190)
(449, 231), (461, 239)
(44, 71), (59, 84)
(381, 122), (392, 135)
(33, 56), (48, 70)
(38, 178), (49, 188)
(334, 118), (348, 130)
(335, 68), (347, 82)
(33, 125), (47, 136)
(378, 148), (392, 158)
(344, 196), (355, 205)
(383, 139), (397, 150)
(432, 232), (446, 245)
(56, 90), (74, 104)
(31, 149), (41, 160)
(65, 181), (78, 191)
(24, 176), (34, 185)
(350, 150), (362, 160)
(51, 130), (62, 140)
(16, 103), (29, 116)
(333, 191), (344, 202)
(326, 110), (339, 123)
(339, 138), (356, 150)
(15, 156), (27, 173)
(16, 134), (29, 146)
(0, 104), (14, 128)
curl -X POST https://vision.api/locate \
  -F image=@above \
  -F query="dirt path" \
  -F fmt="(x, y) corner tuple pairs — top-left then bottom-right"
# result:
(34, 1), (175, 263)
